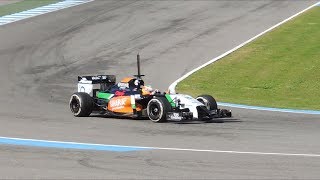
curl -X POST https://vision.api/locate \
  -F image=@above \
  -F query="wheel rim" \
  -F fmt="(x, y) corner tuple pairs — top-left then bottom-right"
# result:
(150, 103), (160, 118)
(70, 97), (80, 114)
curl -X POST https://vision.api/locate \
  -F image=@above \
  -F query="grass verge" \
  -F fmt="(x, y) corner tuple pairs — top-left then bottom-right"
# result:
(177, 7), (320, 110)
(0, 0), (60, 17)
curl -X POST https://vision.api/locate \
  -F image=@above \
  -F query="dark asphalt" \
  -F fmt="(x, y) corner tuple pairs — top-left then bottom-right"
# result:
(0, 0), (319, 178)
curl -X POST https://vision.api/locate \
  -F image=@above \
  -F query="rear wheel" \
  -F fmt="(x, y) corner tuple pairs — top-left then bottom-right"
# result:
(196, 95), (217, 110)
(147, 97), (171, 123)
(69, 92), (93, 117)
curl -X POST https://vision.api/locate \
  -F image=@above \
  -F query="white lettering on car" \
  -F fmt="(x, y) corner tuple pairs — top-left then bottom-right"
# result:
(118, 82), (129, 89)
(110, 98), (127, 108)
(169, 113), (182, 120)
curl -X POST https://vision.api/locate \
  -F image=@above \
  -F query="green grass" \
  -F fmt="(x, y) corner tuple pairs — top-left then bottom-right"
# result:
(177, 7), (320, 110)
(0, 0), (60, 17)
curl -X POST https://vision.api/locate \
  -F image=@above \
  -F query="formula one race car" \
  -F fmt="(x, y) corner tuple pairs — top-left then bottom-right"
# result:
(69, 55), (232, 122)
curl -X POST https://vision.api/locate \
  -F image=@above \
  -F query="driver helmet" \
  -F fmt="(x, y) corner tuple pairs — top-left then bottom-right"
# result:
(141, 85), (153, 95)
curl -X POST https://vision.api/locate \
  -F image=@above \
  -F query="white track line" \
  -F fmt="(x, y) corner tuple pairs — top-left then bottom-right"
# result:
(168, 1), (320, 114)
(1, 136), (320, 157)
(151, 147), (320, 158)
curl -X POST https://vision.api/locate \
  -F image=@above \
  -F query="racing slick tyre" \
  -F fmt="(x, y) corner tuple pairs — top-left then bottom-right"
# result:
(147, 97), (171, 123)
(69, 92), (94, 117)
(196, 95), (218, 111)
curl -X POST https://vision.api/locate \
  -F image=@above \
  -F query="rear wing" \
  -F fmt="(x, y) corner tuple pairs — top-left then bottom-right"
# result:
(78, 75), (116, 84)
(78, 75), (116, 96)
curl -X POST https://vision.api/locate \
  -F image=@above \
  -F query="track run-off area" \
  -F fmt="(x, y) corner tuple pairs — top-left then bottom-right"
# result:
(0, 0), (319, 178)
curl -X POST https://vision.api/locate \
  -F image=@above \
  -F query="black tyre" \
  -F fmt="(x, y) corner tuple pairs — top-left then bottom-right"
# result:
(147, 97), (171, 123)
(69, 92), (93, 117)
(196, 95), (218, 110)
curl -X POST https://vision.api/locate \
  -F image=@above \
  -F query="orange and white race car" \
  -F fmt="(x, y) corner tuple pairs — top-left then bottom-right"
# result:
(69, 55), (232, 122)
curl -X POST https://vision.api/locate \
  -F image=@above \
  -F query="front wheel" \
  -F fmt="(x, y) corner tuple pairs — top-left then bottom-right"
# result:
(147, 97), (171, 123)
(196, 95), (217, 111)
(69, 92), (93, 117)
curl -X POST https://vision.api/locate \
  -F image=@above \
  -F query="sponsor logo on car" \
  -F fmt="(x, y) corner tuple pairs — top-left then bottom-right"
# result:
(168, 113), (182, 120)
(110, 98), (127, 108)
(118, 82), (129, 89)
(92, 76), (101, 80)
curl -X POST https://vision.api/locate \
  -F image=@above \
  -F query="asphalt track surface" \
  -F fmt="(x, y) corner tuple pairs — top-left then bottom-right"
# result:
(0, 0), (319, 178)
